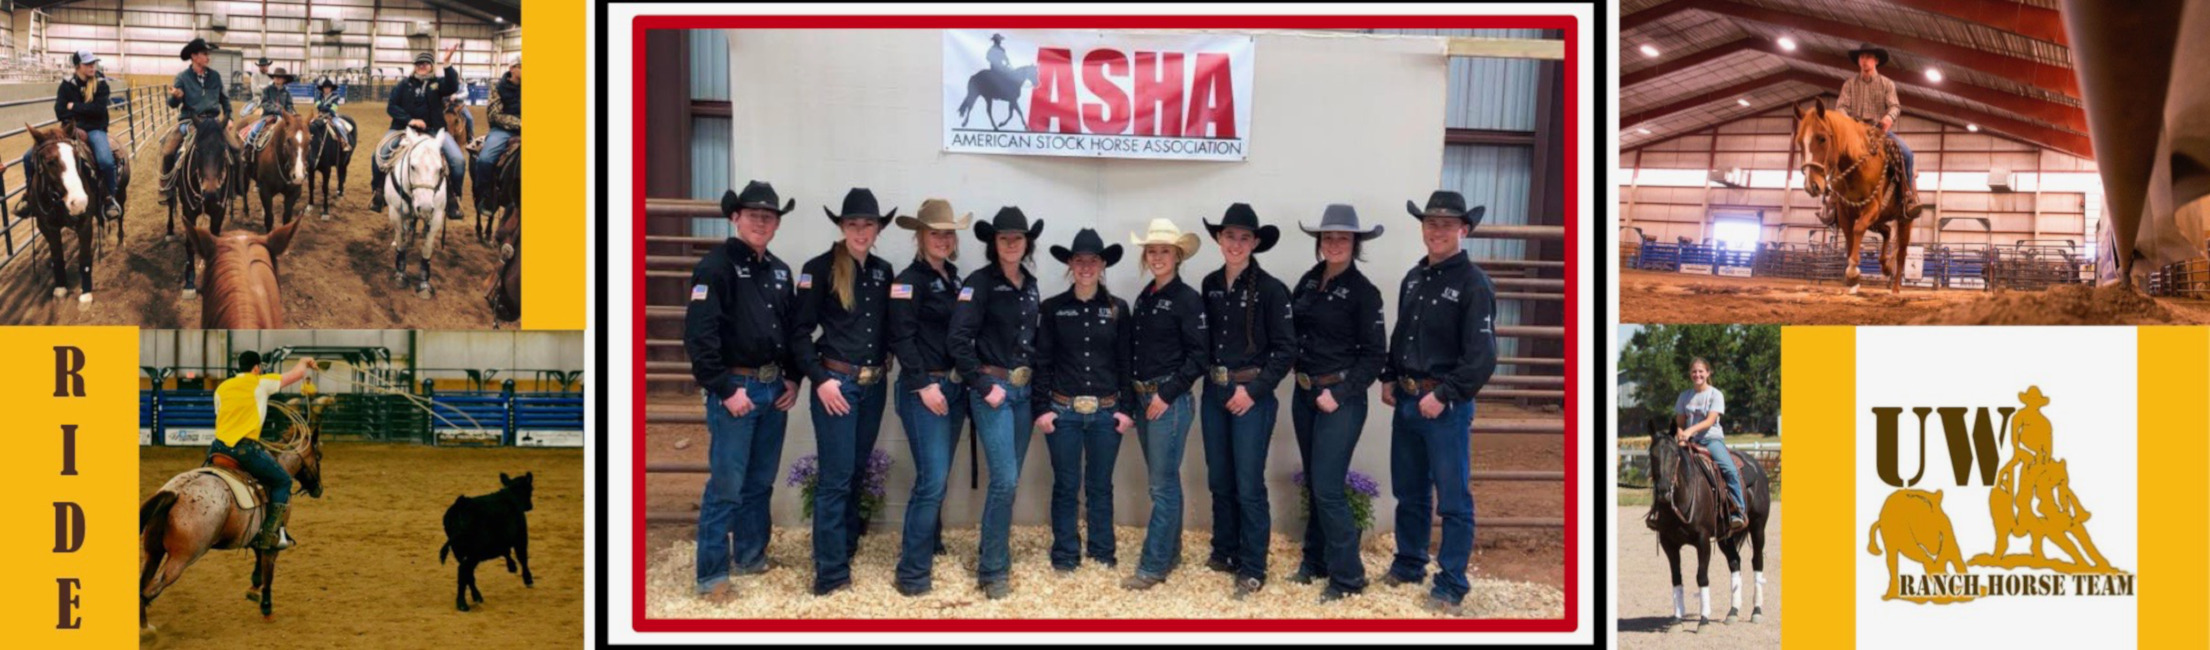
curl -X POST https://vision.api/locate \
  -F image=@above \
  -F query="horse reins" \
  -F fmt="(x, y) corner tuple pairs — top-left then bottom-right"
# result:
(27, 135), (98, 218)
(1801, 116), (1902, 212)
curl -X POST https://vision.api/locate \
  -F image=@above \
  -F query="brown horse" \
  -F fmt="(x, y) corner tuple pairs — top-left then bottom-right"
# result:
(1645, 418), (1770, 632)
(486, 205), (520, 326)
(477, 133), (519, 243)
(139, 422), (324, 634)
(22, 122), (103, 302)
(1795, 97), (1917, 294)
(189, 219), (300, 329)
(167, 115), (234, 296)
(241, 112), (311, 231)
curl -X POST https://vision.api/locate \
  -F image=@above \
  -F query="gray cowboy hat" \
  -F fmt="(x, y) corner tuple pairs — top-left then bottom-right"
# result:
(822, 187), (897, 226)
(974, 206), (1044, 243)
(1846, 42), (1890, 67)
(267, 67), (297, 84)
(179, 38), (216, 60)
(721, 180), (795, 217)
(1300, 204), (1384, 241)
(1405, 190), (1487, 229)
(1203, 203), (1280, 253)
(896, 198), (974, 231)
(1050, 228), (1124, 267)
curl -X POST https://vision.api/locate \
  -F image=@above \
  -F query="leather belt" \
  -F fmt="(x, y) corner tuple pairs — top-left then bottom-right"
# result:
(924, 368), (962, 384)
(980, 364), (1032, 387)
(1296, 371), (1346, 391)
(731, 364), (781, 382)
(821, 357), (885, 386)
(1052, 392), (1117, 415)
(1208, 366), (1261, 386)
(1396, 377), (1443, 395)
(1131, 374), (1174, 396)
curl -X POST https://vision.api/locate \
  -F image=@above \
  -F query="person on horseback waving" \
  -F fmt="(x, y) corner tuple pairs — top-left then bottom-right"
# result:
(15, 50), (119, 221)
(239, 60), (297, 154)
(209, 350), (318, 550)
(159, 38), (237, 207)
(475, 58), (518, 215)
(313, 77), (353, 151)
(370, 45), (466, 216)
(1836, 43), (1927, 220)
(1674, 357), (1746, 534)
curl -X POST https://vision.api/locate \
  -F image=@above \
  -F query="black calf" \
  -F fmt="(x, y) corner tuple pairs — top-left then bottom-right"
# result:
(438, 471), (536, 611)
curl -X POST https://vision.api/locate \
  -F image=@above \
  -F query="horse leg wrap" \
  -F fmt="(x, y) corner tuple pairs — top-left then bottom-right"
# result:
(1755, 570), (1765, 608)
(1730, 573), (1741, 609)
(1671, 585), (1685, 618)
(1697, 586), (1710, 619)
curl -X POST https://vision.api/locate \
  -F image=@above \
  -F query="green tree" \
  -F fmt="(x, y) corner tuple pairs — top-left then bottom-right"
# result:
(1617, 324), (1781, 437)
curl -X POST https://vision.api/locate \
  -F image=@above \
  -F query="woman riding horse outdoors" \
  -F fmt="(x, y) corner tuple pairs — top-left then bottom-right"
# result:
(15, 49), (119, 221)
(1674, 357), (1745, 534)
(210, 350), (318, 550)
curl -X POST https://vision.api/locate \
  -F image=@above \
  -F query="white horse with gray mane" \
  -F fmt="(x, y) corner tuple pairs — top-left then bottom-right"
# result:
(382, 127), (448, 297)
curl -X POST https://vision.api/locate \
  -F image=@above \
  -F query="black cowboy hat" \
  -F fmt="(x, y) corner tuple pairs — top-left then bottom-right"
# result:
(974, 206), (1044, 243)
(1203, 203), (1280, 253)
(268, 67), (297, 83)
(1846, 42), (1890, 67)
(721, 180), (795, 218)
(256, 57), (273, 67)
(179, 38), (215, 60)
(316, 77), (339, 91)
(1050, 228), (1124, 267)
(1405, 190), (1487, 229)
(1301, 203), (1385, 241)
(822, 187), (897, 226)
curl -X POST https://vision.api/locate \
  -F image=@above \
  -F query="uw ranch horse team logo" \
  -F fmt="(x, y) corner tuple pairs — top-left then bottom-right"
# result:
(1866, 386), (2134, 604)
(942, 30), (1254, 161)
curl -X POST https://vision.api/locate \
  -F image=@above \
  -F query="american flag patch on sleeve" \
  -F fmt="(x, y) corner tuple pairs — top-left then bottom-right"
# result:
(797, 273), (814, 289)
(890, 283), (913, 299)
(958, 287), (975, 302)
(690, 284), (709, 301)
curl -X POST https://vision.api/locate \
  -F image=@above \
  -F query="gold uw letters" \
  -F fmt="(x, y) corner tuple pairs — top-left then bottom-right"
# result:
(52, 345), (87, 630)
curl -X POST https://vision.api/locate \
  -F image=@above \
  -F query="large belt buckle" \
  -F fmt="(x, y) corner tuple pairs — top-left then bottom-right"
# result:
(1296, 373), (1313, 390)
(857, 366), (882, 386)
(1210, 366), (1230, 386)
(947, 369), (962, 385)
(757, 364), (781, 382)
(1398, 377), (1418, 395)
(1134, 378), (1157, 394)
(1009, 366), (1032, 387)
(1073, 395), (1099, 415)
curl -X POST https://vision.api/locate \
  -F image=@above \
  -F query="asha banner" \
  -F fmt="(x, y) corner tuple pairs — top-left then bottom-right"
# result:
(942, 29), (1255, 161)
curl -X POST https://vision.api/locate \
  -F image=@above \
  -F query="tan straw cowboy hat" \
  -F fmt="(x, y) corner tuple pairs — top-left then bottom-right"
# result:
(895, 198), (973, 231)
(1129, 218), (1202, 259)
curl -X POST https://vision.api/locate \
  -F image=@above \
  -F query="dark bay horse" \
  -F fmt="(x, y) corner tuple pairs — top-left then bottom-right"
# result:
(485, 205), (520, 327)
(239, 112), (311, 230)
(476, 132), (519, 244)
(957, 64), (1036, 130)
(1795, 97), (1916, 295)
(139, 422), (324, 635)
(1646, 419), (1770, 633)
(22, 122), (104, 303)
(166, 115), (234, 296)
(306, 113), (355, 220)
(189, 219), (300, 329)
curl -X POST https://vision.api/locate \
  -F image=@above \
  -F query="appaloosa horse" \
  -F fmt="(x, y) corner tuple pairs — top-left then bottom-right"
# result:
(306, 112), (355, 220)
(1646, 418), (1771, 633)
(189, 219), (300, 329)
(21, 122), (115, 303)
(1795, 97), (1918, 294)
(383, 127), (449, 296)
(239, 111), (311, 230)
(166, 115), (234, 296)
(138, 422), (324, 635)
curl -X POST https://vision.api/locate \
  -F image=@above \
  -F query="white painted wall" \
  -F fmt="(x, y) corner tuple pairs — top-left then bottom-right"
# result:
(718, 29), (1472, 535)
(140, 330), (585, 391)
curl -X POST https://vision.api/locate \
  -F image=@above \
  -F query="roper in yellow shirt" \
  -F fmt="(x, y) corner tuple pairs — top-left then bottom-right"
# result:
(205, 350), (315, 550)
(214, 372), (284, 446)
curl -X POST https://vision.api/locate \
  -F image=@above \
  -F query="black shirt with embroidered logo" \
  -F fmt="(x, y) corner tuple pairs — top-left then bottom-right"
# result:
(1127, 276), (1208, 403)
(789, 248), (896, 385)
(1290, 262), (1388, 401)
(684, 239), (795, 400)
(887, 259), (962, 387)
(947, 264), (1041, 393)
(1383, 250), (1498, 403)
(1200, 261), (1296, 395)
(1033, 289), (1134, 416)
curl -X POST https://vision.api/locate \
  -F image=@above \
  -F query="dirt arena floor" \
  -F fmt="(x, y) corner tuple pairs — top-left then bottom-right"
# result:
(0, 103), (507, 329)
(139, 443), (582, 650)
(1618, 269), (2210, 325)
(1617, 504), (1781, 649)
(637, 397), (1567, 620)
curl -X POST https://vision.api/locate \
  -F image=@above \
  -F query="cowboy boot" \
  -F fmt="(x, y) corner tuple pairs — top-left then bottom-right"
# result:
(1903, 183), (1929, 220)
(254, 503), (297, 550)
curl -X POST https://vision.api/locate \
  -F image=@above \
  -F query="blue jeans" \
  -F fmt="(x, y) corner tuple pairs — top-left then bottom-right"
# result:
(1387, 386), (1476, 604)
(1133, 391), (1195, 579)
(207, 437), (290, 507)
(694, 378), (789, 594)
(806, 369), (887, 590)
(1044, 402), (1124, 568)
(20, 129), (116, 205)
(373, 128), (467, 197)
(1292, 385), (1369, 592)
(1200, 382), (1279, 581)
(1698, 434), (1746, 514)
(893, 375), (967, 591)
(967, 377), (1034, 585)
(1887, 130), (1916, 183)
(475, 127), (515, 201)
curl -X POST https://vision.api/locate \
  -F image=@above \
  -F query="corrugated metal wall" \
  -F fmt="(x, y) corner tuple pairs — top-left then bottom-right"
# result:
(1444, 144), (1529, 361)
(689, 29), (733, 235)
(1367, 28), (1547, 131)
(38, 0), (511, 81)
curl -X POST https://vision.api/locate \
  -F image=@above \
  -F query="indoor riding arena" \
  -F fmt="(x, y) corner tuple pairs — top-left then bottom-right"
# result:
(136, 329), (581, 649)
(1620, 0), (2210, 326)
(0, 0), (519, 328)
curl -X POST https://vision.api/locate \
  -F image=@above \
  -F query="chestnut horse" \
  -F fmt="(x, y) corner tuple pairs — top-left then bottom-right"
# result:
(166, 115), (234, 296)
(21, 122), (114, 302)
(476, 132), (519, 243)
(139, 422), (324, 634)
(1645, 418), (1771, 633)
(1794, 97), (1918, 294)
(239, 112), (311, 230)
(189, 219), (300, 329)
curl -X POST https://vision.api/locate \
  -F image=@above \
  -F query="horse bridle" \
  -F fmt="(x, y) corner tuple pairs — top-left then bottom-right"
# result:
(1655, 441), (1720, 533)
(175, 121), (233, 217)
(27, 136), (96, 218)
(1798, 115), (1897, 211)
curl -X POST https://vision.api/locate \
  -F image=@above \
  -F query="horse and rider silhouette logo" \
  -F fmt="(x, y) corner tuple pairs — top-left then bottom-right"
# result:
(1866, 386), (2131, 605)
(958, 33), (1037, 131)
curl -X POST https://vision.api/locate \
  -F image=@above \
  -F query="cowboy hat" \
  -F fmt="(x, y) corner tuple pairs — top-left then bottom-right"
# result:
(1405, 190), (1487, 229)
(1846, 42), (1890, 67)
(1203, 203), (1280, 253)
(1129, 218), (1202, 260)
(316, 77), (340, 91)
(721, 180), (795, 217)
(179, 38), (215, 60)
(822, 187), (896, 226)
(268, 67), (297, 84)
(973, 206), (1044, 243)
(1050, 228), (1124, 267)
(255, 57), (273, 68)
(1301, 204), (1384, 241)
(896, 198), (973, 231)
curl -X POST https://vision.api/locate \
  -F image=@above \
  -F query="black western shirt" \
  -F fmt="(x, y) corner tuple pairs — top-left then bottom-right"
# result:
(1127, 276), (1208, 403)
(1033, 289), (1134, 416)
(1383, 251), (1499, 403)
(1201, 262), (1296, 395)
(947, 264), (1041, 393)
(1290, 263), (1388, 401)
(887, 260), (962, 386)
(56, 74), (111, 131)
(789, 249), (895, 385)
(683, 239), (795, 400)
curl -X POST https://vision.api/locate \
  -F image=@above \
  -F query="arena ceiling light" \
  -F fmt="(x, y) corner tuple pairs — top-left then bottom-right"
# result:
(1967, 123), (1980, 132)
(1737, 98), (1751, 107)
(1925, 68), (1943, 83)
(1639, 44), (1660, 58)
(1638, 127), (1652, 135)
(1776, 36), (1796, 52)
